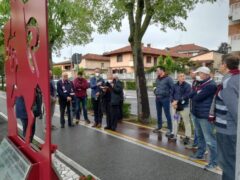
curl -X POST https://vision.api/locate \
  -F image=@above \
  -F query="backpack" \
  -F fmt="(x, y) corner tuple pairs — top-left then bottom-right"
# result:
(32, 87), (42, 117)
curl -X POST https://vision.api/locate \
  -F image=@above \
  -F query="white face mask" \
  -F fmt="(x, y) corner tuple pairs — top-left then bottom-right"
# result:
(196, 75), (203, 81)
(107, 80), (112, 83)
(95, 73), (100, 77)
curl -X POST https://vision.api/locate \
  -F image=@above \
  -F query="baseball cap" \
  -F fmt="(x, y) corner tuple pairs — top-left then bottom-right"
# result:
(194, 66), (211, 75)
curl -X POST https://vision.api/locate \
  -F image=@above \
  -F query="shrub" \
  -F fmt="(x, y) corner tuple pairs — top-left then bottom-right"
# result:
(87, 98), (93, 110)
(123, 102), (131, 118)
(126, 81), (136, 90)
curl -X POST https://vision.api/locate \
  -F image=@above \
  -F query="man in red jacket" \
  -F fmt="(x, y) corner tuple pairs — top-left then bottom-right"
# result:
(73, 71), (90, 124)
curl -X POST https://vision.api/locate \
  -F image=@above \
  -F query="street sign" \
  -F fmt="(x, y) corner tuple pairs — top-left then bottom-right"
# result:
(72, 53), (82, 64)
(0, 138), (31, 180)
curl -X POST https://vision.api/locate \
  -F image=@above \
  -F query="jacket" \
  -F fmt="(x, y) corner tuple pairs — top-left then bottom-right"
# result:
(155, 75), (174, 98)
(171, 81), (191, 108)
(73, 77), (89, 98)
(111, 79), (123, 106)
(57, 79), (75, 101)
(90, 76), (104, 99)
(189, 77), (217, 119)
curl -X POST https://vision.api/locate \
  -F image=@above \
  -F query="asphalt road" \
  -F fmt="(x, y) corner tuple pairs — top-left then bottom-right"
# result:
(0, 91), (221, 180)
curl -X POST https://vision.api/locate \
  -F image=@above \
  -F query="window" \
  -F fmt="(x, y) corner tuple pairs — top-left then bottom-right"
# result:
(101, 63), (104, 69)
(117, 55), (123, 62)
(146, 56), (152, 64)
(64, 65), (71, 70)
(154, 57), (157, 65)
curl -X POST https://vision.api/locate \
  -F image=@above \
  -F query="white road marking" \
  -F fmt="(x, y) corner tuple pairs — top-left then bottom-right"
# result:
(0, 112), (101, 180)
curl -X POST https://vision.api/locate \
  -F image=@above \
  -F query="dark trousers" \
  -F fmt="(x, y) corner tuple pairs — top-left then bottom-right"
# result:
(155, 97), (172, 131)
(104, 101), (111, 128)
(92, 98), (102, 124)
(20, 118), (36, 142)
(217, 133), (236, 180)
(119, 100), (123, 121)
(59, 99), (72, 126)
(111, 105), (120, 130)
(76, 96), (88, 121)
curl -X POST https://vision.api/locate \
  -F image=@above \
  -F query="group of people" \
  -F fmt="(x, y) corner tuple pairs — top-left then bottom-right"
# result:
(15, 52), (239, 180)
(56, 68), (124, 131)
(153, 53), (239, 180)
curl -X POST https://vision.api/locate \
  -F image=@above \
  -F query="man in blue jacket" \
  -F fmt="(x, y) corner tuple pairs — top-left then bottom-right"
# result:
(153, 66), (174, 137)
(189, 66), (217, 170)
(57, 72), (75, 128)
(170, 73), (191, 145)
(90, 68), (105, 128)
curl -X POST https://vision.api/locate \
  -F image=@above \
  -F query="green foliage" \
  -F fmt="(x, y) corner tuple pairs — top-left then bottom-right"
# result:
(52, 67), (62, 78)
(126, 81), (136, 90)
(158, 56), (164, 66)
(87, 98), (93, 110)
(123, 103), (131, 118)
(0, 0), (95, 53)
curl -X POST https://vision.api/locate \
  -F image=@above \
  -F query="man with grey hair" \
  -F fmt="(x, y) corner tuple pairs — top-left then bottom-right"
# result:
(57, 72), (75, 128)
(109, 74), (123, 131)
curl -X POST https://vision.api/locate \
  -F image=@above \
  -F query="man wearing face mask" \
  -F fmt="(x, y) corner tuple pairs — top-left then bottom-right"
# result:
(153, 66), (174, 137)
(189, 66), (217, 170)
(90, 68), (105, 128)
(212, 53), (239, 180)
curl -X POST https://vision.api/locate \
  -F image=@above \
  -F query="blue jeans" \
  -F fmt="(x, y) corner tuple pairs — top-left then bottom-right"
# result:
(191, 114), (198, 146)
(155, 97), (172, 131)
(193, 115), (217, 166)
(75, 96), (88, 121)
(217, 133), (236, 180)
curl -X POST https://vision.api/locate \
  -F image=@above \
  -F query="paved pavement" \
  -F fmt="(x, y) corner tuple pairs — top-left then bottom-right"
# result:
(0, 91), (221, 180)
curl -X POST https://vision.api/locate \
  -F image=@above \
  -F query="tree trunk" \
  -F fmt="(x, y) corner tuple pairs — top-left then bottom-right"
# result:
(131, 42), (150, 123)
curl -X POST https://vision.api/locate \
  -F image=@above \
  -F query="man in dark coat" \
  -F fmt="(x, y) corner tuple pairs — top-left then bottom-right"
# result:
(109, 74), (123, 131)
(189, 66), (217, 170)
(57, 72), (75, 128)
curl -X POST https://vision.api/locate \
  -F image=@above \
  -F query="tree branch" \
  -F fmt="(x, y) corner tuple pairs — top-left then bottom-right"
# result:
(140, 0), (153, 38)
(135, 0), (144, 31)
(126, 1), (135, 43)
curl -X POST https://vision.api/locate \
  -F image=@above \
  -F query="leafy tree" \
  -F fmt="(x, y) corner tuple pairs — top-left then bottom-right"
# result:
(52, 67), (62, 78)
(217, 42), (229, 54)
(90, 0), (217, 123)
(158, 56), (164, 66)
(0, 0), (95, 61)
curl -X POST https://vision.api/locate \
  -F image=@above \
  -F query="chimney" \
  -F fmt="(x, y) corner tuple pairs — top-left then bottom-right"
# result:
(147, 44), (151, 47)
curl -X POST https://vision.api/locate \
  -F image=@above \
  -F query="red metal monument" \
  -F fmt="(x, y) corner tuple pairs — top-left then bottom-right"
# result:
(4, 0), (58, 179)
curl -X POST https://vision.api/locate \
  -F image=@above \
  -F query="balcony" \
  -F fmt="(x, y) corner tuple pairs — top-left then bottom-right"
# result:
(232, 2), (240, 21)
(230, 34), (240, 52)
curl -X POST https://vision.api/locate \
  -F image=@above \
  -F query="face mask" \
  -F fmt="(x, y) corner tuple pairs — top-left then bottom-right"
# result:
(196, 75), (203, 81)
(107, 80), (112, 83)
(95, 73), (100, 77)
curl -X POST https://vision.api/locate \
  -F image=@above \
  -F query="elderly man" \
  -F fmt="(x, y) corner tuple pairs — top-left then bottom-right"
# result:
(189, 66), (217, 170)
(109, 74), (123, 131)
(57, 72), (75, 128)
(170, 73), (191, 145)
(214, 53), (240, 180)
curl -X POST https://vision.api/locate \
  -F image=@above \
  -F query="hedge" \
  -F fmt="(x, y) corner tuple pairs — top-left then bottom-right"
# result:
(126, 81), (136, 90)
(87, 98), (131, 118)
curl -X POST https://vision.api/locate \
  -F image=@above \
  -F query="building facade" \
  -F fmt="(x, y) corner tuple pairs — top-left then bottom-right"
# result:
(166, 44), (209, 57)
(229, 0), (240, 52)
(104, 44), (186, 74)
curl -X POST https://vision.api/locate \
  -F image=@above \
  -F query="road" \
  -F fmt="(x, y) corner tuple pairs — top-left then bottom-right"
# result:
(0, 91), (221, 180)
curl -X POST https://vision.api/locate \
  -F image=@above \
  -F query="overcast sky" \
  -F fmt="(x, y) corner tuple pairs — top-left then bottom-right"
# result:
(53, 0), (228, 63)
